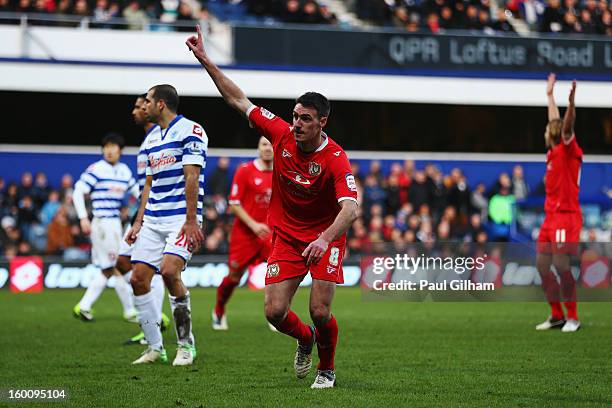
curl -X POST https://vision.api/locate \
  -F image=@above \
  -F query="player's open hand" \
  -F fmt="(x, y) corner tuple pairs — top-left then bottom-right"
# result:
(180, 220), (205, 253)
(185, 25), (208, 63)
(302, 237), (329, 266)
(80, 218), (91, 236)
(251, 222), (271, 239)
(569, 80), (576, 105)
(546, 73), (556, 96)
(126, 221), (141, 245)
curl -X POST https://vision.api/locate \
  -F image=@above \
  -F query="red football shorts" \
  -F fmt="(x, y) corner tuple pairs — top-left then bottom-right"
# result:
(537, 212), (582, 254)
(265, 231), (345, 285)
(228, 232), (272, 273)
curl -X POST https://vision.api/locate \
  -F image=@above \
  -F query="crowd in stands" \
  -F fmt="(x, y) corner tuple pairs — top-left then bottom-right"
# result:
(0, 0), (212, 30)
(5, 159), (604, 261)
(2, 0), (611, 36)
(357, 0), (515, 34)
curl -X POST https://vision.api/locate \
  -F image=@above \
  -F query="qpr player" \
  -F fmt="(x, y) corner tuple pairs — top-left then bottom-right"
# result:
(72, 134), (139, 323)
(187, 26), (359, 388)
(127, 84), (206, 365)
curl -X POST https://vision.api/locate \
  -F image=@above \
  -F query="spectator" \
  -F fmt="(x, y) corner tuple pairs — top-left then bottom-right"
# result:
(302, 0), (326, 24)
(540, 0), (564, 32)
(363, 174), (387, 216)
(488, 186), (515, 224)
(17, 172), (33, 201)
(580, 9), (597, 34)
(59, 173), (74, 200)
(32, 172), (51, 208)
(409, 170), (430, 212)
(72, 0), (90, 17)
(512, 165), (529, 200)
(123, 0), (148, 30)
(471, 182), (489, 220)
(46, 206), (74, 255)
(283, 0), (303, 23)
(207, 157), (231, 196)
(176, 1), (196, 31)
(40, 190), (61, 226)
(439, 6), (454, 29)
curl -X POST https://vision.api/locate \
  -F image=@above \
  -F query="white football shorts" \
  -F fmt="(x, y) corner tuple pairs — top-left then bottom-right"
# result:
(131, 221), (193, 272)
(90, 217), (123, 270)
(118, 224), (134, 258)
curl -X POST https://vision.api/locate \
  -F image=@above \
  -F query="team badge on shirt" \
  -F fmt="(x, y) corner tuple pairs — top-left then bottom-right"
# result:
(267, 263), (280, 278)
(308, 162), (321, 176)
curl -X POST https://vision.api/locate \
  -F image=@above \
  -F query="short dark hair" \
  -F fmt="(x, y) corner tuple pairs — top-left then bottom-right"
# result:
(101, 133), (125, 149)
(137, 93), (147, 100)
(149, 84), (179, 112)
(296, 92), (330, 119)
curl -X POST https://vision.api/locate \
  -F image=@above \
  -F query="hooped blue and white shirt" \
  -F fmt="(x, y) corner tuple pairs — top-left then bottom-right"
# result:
(142, 115), (207, 225)
(137, 125), (159, 194)
(75, 160), (139, 219)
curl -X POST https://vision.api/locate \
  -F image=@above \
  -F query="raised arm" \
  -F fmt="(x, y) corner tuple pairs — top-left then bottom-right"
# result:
(186, 25), (253, 119)
(546, 73), (560, 121)
(562, 80), (576, 142)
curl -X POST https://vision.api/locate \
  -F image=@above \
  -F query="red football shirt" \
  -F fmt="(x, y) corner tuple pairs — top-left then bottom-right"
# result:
(228, 160), (273, 239)
(248, 105), (358, 243)
(544, 135), (582, 213)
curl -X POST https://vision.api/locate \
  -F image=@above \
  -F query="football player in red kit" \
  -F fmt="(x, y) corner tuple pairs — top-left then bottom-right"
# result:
(536, 74), (582, 333)
(213, 137), (273, 330)
(187, 26), (358, 388)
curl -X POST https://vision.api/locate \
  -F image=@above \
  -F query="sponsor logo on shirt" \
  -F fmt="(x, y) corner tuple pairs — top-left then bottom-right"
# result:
(149, 152), (177, 170)
(260, 107), (275, 120)
(308, 162), (321, 177)
(333, 151), (341, 157)
(192, 125), (203, 137)
(254, 178), (262, 185)
(345, 174), (357, 192)
(282, 149), (292, 158)
(267, 263), (280, 278)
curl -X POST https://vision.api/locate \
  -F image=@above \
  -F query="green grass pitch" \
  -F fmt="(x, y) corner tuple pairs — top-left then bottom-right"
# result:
(1, 287), (611, 407)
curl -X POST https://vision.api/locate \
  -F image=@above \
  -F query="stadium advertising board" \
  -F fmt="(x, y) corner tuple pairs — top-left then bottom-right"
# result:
(1, 243), (609, 301)
(234, 26), (612, 78)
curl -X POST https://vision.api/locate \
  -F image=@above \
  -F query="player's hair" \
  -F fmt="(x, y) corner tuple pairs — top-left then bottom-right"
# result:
(137, 93), (147, 100)
(296, 92), (330, 119)
(149, 84), (179, 113)
(548, 118), (563, 144)
(101, 133), (125, 149)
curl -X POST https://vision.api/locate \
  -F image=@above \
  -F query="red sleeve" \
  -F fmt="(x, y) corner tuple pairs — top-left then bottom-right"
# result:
(247, 106), (290, 147)
(562, 135), (583, 160)
(329, 150), (358, 204)
(228, 164), (247, 205)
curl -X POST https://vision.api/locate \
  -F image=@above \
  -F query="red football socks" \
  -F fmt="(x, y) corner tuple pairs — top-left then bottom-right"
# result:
(277, 310), (313, 344)
(315, 315), (338, 371)
(215, 276), (239, 317)
(541, 271), (564, 319)
(560, 269), (578, 320)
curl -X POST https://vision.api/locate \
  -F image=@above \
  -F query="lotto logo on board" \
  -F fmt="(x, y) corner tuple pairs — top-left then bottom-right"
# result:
(10, 257), (44, 293)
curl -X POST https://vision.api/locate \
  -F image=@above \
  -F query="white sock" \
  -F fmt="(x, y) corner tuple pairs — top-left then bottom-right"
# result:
(114, 275), (135, 315)
(169, 291), (194, 347)
(79, 272), (108, 311)
(151, 274), (165, 313)
(134, 291), (163, 350)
